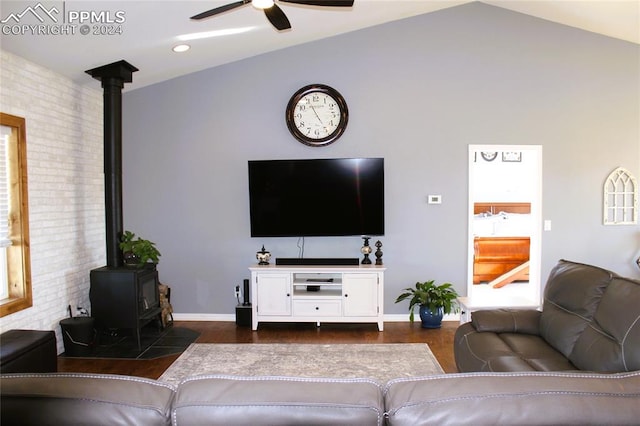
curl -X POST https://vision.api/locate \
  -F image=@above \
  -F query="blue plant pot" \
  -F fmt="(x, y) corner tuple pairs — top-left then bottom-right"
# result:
(419, 305), (443, 329)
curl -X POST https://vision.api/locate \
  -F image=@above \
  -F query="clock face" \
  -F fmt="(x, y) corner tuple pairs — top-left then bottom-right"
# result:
(293, 92), (340, 138)
(286, 84), (348, 147)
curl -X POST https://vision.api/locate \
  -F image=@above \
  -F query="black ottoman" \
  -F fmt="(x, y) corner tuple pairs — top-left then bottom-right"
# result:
(0, 330), (57, 373)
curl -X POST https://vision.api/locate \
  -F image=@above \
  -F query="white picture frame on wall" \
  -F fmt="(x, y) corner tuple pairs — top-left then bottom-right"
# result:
(502, 151), (522, 162)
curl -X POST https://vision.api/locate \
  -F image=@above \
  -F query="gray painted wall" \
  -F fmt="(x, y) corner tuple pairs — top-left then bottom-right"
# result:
(122, 3), (639, 315)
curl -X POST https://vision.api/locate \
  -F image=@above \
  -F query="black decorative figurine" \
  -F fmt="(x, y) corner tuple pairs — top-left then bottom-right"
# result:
(375, 240), (383, 265)
(361, 236), (372, 264)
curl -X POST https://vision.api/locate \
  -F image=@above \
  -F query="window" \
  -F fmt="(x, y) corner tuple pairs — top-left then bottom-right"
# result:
(0, 113), (32, 317)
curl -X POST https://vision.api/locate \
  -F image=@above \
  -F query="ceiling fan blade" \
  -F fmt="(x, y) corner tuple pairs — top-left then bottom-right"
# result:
(264, 4), (291, 31)
(279, 0), (354, 6)
(190, 0), (251, 20)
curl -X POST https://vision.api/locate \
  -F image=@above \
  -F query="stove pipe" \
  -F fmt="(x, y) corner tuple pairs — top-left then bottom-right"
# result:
(86, 60), (138, 268)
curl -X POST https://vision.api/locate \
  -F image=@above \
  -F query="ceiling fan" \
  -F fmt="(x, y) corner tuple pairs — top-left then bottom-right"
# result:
(191, 0), (355, 31)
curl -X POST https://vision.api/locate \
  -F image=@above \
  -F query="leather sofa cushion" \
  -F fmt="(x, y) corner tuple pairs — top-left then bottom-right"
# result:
(455, 322), (525, 372)
(570, 276), (640, 372)
(0, 373), (175, 426)
(383, 371), (640, 426)
(483, 355), (550, 371)
(455, 322), (575, 372)
(540, 260), (613, 358)
(172, 375), (384, 425)
(471, 309), (541, 335)
(498, 333), (575, 371)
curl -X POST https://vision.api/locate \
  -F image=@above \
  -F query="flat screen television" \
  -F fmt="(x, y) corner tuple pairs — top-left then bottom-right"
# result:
(248, 158), (384, 237)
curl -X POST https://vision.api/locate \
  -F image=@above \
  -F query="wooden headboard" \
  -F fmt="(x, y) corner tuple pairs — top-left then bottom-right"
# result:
(474, 202), (531, 215)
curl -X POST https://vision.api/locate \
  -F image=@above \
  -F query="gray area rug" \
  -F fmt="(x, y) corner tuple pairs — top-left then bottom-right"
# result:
(159, 343), (443, 386)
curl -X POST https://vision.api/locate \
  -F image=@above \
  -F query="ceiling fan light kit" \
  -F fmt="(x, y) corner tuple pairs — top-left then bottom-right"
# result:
(191, 0), (354, 31)
(252, 0), (275, 9)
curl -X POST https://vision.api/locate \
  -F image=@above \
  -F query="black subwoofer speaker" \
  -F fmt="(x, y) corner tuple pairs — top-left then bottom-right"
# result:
(235, 305), (252, 327)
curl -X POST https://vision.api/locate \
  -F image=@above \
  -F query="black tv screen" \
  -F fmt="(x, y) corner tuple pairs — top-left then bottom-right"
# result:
(248, 158), (384, 237)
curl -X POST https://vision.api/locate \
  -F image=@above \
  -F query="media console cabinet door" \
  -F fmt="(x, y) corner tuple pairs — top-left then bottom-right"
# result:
(343, 273), (379, 317)
(255, 273), (291, 316)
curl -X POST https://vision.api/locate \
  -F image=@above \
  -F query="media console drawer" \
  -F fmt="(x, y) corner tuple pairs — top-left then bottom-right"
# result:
(293, 299), (342, 316)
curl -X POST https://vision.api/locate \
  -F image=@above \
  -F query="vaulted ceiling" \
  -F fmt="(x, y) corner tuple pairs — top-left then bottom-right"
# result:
(1, 1), (637, 91)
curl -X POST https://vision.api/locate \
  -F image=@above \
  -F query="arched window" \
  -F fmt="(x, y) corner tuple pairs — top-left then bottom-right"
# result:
(603, 167), (638, 225)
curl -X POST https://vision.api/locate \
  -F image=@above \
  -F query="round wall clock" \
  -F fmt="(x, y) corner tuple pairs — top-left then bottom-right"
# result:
(285, 84), (348, 147)
(481, 152), (498, 162)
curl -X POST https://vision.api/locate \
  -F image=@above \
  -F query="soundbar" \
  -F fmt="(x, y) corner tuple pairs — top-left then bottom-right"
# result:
(275, 258), (360, 266)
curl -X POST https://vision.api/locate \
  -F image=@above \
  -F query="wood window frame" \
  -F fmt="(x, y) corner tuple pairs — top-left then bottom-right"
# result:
(0, 112), (32, 317)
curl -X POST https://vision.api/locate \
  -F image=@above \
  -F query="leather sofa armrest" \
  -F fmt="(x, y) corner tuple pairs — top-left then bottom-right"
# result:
(471, 309), (541, 335)
(0, 373), (175, 426)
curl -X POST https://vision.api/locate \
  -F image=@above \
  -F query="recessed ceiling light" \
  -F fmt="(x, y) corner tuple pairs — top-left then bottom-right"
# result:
(172, 44), (191, 53)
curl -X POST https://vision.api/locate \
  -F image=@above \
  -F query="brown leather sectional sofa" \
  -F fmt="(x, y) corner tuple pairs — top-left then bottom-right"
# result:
(454, 259), (640, 373)
(2, 371), (639, 425)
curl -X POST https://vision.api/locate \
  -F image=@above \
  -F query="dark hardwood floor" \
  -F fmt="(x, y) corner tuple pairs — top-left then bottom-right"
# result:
(57, 321), (459, 379)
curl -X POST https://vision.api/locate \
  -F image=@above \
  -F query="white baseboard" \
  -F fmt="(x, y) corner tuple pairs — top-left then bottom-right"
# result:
(172, 313), (460, 322)
(173, 313), (235, 321)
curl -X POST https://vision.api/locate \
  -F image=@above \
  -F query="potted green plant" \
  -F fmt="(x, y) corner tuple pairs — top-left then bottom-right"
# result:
(395, 280), (460, 328)
(119, 230), (161, 267)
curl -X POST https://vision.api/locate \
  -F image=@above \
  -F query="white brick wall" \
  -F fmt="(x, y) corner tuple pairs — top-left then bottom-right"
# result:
(0, 49), (105, 354)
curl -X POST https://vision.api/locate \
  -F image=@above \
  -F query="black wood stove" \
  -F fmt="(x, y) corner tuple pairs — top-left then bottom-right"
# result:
(86, 61), (161, 350)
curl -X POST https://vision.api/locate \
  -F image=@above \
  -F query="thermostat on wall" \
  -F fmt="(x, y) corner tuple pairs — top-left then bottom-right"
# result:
(428, 195), (442, 204)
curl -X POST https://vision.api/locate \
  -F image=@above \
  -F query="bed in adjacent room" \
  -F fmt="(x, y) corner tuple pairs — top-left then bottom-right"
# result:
(472, 202), (531, 286)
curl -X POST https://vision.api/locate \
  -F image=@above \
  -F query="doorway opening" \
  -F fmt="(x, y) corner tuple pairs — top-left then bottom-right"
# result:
(465, 145), (542, 311)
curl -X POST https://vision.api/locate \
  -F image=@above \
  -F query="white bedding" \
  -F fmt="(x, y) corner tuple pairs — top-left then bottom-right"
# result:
(473, 212), (532, 237)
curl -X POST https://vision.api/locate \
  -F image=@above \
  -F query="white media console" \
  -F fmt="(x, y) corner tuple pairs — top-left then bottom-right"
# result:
(249, 264), (386, 331)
